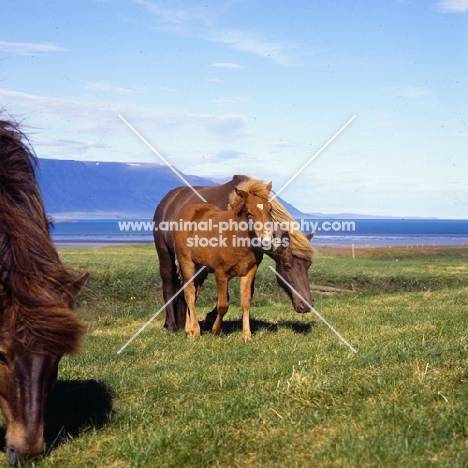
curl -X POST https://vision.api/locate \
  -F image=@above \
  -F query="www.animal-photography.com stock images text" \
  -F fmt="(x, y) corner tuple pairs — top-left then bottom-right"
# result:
(1, 1), (467, 467)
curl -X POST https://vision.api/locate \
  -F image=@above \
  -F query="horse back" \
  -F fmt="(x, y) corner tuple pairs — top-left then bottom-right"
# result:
(153, 175), (250, 251)
(178, 203), (222, 221)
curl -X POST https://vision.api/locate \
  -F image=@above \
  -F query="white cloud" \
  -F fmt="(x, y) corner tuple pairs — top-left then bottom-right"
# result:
(37, 138), (110, 151)
(209, 29), (296, 66)
(129, 0), (299, 65)
(0, 40), (65, 56)
(210, 62), (244, 69)
(0, 87), (251, 159)
(215, 150), (245, 160)
(84, 81), (178, 94)
(84, 82), (112, 92)
(436, 0), (468, 13)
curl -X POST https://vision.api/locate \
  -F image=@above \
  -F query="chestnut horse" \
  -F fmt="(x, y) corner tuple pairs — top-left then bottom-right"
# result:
(0, 117), (88, 465)
(174, 182), (273, 341)
(154, 175), (315, 332)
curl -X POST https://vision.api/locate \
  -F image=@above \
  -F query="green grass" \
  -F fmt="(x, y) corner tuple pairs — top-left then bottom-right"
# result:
(4, 244), (468, 467)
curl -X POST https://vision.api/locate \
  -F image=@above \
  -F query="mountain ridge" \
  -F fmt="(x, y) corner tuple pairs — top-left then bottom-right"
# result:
(36, 158), (306, 219)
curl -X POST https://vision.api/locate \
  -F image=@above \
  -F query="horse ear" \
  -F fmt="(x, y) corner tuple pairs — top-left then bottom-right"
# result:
(233, 188), (248, 215)
(306, 231), (315, 241)
(266, 181), (272, 192)
(234, 187), (248, 199)
(66, 272), (90, 301)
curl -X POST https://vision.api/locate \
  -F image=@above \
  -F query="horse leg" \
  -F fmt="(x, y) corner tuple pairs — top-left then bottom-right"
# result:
(180, 262), (201, 338)
(240, 266), (258, 342)
(212, 275), (229, 336)
(157, 247), (183, 331)
(201, 289), (230, 332)
(183, 280), (201, 337)
(201, 306), (218, 332)
(190, 267), (207, 326)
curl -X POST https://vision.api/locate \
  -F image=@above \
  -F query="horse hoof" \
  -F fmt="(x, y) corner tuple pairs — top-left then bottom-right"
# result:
(164, 323), (179, 332)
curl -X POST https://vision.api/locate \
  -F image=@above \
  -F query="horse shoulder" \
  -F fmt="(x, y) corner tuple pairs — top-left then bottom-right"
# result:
(179, 203), (219, 221)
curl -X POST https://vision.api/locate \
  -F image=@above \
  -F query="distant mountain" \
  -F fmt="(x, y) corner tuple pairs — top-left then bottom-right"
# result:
(36, 159), (308, 219)
(36, 159), (218, 218)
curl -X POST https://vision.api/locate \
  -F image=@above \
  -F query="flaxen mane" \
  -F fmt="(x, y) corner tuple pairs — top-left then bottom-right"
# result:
(0, 116), (84, 354)
(228, 177), (315, 261)
(270, 197), (315, 260)
(228, 178), (272, 207)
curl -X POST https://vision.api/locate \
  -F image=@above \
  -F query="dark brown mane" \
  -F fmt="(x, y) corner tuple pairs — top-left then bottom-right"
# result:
(0, 116), (84, 355)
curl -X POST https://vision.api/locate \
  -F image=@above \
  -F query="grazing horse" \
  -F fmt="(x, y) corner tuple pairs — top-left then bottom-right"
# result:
(0, 117), (88, 466)
(174, 182), (273, 341)
(153, 175), (315, 332)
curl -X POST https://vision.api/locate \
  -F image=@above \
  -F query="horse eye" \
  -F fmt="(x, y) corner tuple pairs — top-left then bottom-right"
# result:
(284, 263), (292, 272)
(0, 352), (8, 366)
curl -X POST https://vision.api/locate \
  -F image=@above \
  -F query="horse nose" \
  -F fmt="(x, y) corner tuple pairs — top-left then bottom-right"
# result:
(6, 438), (45, 466)
(6, 446), (21, 466)
(296, 298), (313, 313)
(262, 233), (272, 243)
(260, 232), (275, 250)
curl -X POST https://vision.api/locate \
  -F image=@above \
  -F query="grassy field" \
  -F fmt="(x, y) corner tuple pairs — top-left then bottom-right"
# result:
(4, 244), (468, 467)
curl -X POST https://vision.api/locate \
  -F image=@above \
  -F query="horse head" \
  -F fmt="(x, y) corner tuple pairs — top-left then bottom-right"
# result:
(271, 231), (315, 312)
(233, 181), (274, 250)
(0, 273), (88, 466)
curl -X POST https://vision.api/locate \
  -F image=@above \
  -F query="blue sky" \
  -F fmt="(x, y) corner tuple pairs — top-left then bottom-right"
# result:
(1, 0), (467, 218)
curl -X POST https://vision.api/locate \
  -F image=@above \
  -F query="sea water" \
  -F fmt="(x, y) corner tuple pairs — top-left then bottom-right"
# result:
(50, 218), (468, 248)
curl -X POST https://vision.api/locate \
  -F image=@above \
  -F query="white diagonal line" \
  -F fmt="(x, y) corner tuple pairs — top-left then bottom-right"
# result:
(271, 115), (356, 201)
(268, 266), (357, 353)
(117, 266), (206, 354)
(118, 114), (207, 202)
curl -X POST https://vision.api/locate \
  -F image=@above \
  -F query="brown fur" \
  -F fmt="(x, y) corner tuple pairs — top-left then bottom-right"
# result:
(0, 117), (85, 353)
(153, 174), (315, 331)
(174, 184), (273, 341)
(0, 115), (87, 465)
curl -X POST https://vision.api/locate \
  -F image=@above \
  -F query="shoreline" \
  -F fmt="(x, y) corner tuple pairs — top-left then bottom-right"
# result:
(53, 236), (468, 249)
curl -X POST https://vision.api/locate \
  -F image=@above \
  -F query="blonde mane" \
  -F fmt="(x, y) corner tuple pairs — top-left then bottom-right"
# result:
(228, 177), (315, 260)
(270, 197), (315, 260)
(228, 178), (272, 209)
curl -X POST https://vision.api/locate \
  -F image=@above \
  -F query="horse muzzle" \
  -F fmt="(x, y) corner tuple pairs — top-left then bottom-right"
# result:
(6, 446), (22, 467)
(259, 232), (276, 252)
(6, 444), (44, 467)
(5, 427), (45, 466)
(294, 297), (313, 313)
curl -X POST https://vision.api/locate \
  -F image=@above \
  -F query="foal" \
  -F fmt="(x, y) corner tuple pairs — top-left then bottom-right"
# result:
(174, 182), (273, 341)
